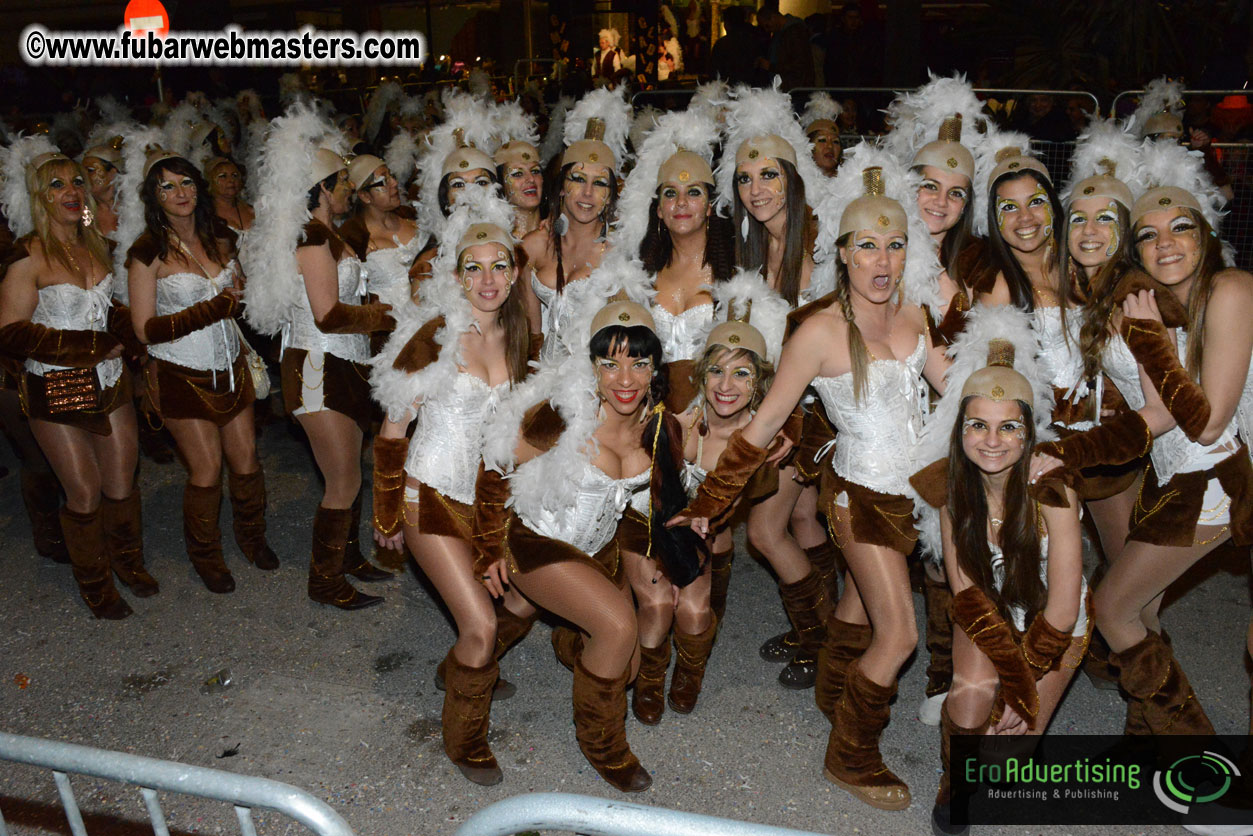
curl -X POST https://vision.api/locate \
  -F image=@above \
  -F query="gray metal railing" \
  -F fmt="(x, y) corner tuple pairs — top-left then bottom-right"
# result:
(0, 731), (353, 836)
(453, 792), (834, 836)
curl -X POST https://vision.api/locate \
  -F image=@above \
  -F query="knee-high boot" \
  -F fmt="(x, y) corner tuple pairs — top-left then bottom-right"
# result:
(435, 599), (536, 699)
(632, 642), (671, 725)
(932, 702), (991, 836)
(1111, 630), (1213, 735)
(441, 650), (503, 786)
(341, 492), (393, 581)
(22, 468), (68, 563)
(552, 625), (584, 672)
(777, 569), (829, 689)
(709, 547), (734, 627)
(101, 492), (159, 596)
(806, 539), (843, 614)
(60, 507), (131, 619)
(823, 658), (910, 811)
(308, 505), (383, 610)
(919, 574), (954, 725)
(184, 483), (234, 594)
(573, 659), (652, 792)
(228, 469), (278, 569)
(815, 615), (874, 722)
(669, 616), (718, 714)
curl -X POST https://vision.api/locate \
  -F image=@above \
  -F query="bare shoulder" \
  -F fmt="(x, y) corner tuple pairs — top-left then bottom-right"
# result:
(1210, 267), (1253, 303)
(520, 227), (550, 264)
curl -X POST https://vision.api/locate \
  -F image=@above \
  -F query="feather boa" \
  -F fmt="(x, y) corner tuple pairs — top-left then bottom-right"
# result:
(910, 304), (1056, 563)
(0, 134), (59, 238)
(383, 130), (421, 193)
(111, 125), (166, 279)
(237, 118), (269, 204)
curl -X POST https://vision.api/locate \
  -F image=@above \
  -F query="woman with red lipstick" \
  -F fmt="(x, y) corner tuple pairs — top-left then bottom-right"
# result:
(127, 151), (274, 594)
(370, 185), (538, 787)
(204, 157), (254, 233)
(675, 152), (948, 810)
(0, 146), (153, 618)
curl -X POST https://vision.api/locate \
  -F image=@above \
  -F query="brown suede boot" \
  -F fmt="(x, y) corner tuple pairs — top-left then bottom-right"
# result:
(573, 659), (652, 792)
(60, 507), (132, 619)
(632, 642), (670, 725)
(932, 701), (991, 836)
(923, 574), (954, 697)
(341, 493), (393, 581)
(435, 601), (536, 699)
(441, 650), (503, 786)
(669, 616), (718, 714)
(806, 540), (843, 614)
(100, 492), (158, 597)
(709, 547), (734, 626)
(184, 483), (234, 594)
(1111, 630), (1214, 735)
(759, 629), (802, 662)
(815, 615), (874, 722)
(552, 625), (584, 672)
(21, 468), (68, 563)
(1082, 629), (1120, 690)
(777, 569), (829, 689)
(308, 505), (383, 610)
(823, 658), (910, 811)
(227, 469), (278, 570)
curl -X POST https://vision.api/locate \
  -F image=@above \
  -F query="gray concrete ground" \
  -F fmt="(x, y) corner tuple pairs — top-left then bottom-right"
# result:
(0, 413), (1250, 836)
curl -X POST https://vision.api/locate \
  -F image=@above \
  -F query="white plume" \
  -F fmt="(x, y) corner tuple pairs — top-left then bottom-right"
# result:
(630, 105), (663, 156)
(111, 124), (166, 280)
(425, 182), (518, 285)
(971, 127), (1037, 238)
(237, 118), (269, 203)
(689, 79), (729, 120)
(413, 88), (499, 240)
(95, 96), (132, 126)
(161, 101), (200, 158)
(383, 130), (421, 192)
(490, 99), (540, 147)
(706, 268), (791, 365)
(363, 80), (404, 145)
(800, 91), (842, 131)
(1135, 138), (1232, 263)
(1129, 77), (1185, 138)
(539, 96), (575, 165)
(882, 72), (988, 165)
(1060, 117), (1146, 205)
(562, 86), (632, 169)
(0, 134), (59, 238)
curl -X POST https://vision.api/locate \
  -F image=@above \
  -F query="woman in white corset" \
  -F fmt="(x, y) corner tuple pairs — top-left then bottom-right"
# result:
(370, 186), (538, 786)
(204, 157), (254, 232)
(676, 155), (948, 811)
(339, 154), (421, 327)
(0, 146), (152, 619)
(127, 151), (274, 595)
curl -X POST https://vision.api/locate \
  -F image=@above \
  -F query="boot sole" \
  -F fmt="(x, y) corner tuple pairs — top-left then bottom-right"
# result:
(823, 767), (911, 811)
(455, 763), (503, 786)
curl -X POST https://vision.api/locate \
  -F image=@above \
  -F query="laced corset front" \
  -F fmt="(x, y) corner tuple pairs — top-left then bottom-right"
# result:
(1104, 328), (1241, 484)
(810, 333), (928, 495)
(1034, 306), (1092, 429)
(517, 463), (651, 556)
(364, 235), (421, 309)
(26, 274), (123, 388)
(404, 372), (505, 504)
(531, 274), (569, 363)
(652, 302), (713, 363)
(283, 257), (370, 363)
(146, 265), (240, 382)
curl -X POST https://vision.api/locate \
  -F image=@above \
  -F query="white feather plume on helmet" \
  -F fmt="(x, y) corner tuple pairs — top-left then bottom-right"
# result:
(109, 125), (166, 283)
(539, 95), (575, 165)
(882, 72), (988, 165)
(239, 102), (348, 336)
(0, 134), (60, 238)
(413, 88), (499, 240)
(689, 79), (729, 121)
(811, 140), (943, 318)
(612, 106), (720, 263)
(561, 86), (632, 171)
(383, 130), (421, 194)
(629, 106), (663, 158)
(910, 303), (1056, 563)
(1129, 77), (1185, 138)
(363, 80), (404, 146)
(800, 91), (843, 133)
(1133, 138), (1233, 265)
(491, 98), (540, 148)
(703, 267), (791, 366)
(714, 79), (825, 217)
(1060, 117), (1146, 206)
(371, 183), (515, 425)
(161, 102), (200, 158)
(971, 127), (1038, 238)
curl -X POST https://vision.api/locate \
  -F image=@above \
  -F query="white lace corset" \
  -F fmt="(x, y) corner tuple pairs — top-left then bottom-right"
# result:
(810, 334), (928, 495)
(683, 460), (708, 496)
(364, 236), (420, 309)
(517, 464), (650, 555)
(531, 274), (570, 363)
(652, 303), (713, 363)
(25, 274), (123, 389)
(404, 373), (504, 504)
(282, 257), (370, 363)
(146, 267), (240, 383)
(1034, 306), (1092, 429)
(990, 534), (1089, 636)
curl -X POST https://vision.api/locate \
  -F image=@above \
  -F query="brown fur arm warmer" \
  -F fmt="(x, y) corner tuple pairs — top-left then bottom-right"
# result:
(952, 586), (1041, 729)
(1119, 317), (1210, 440)
(1035, 409), (1152, 470)
(471, 464), (512, 575)
(1021, 612), (1072, 680)
(315, 300), (396, 335)
(683, 429), (769, 523)
(371, 436), (408, 537)
(0, 320), (121, 367)
(142, 290), (239, 344)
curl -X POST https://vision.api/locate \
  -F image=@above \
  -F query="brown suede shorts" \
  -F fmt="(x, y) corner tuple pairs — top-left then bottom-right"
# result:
(826, 473), (919, 554)
(20, 368), (132, 436)
(508, 512), (623, 585)
(281, 349), (373, 433)
(1128, 445), (1253, 547)
(149, 355), (254, 426)
(405, 480), (473, 541)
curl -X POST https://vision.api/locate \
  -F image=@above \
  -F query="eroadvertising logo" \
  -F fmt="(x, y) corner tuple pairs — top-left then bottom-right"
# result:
(1153, 751), (1240, 814)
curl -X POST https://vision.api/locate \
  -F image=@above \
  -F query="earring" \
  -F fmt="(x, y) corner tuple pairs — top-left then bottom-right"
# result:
(80, 206), (94, 228)
(740, 214), (749, 241)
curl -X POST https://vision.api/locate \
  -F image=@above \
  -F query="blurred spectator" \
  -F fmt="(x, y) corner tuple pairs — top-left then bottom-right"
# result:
(1065, 95), (1095, 134)
(659, 6), (683, 81)
(756, 1), (815, 90)
(823, 2), (883, 87)
(1011, 93), (1076, 141)
(684, 1), (705, 75)
(594, 29), (623, 86)
(839, 97), (861, 135)
(710, 5), (759, 86)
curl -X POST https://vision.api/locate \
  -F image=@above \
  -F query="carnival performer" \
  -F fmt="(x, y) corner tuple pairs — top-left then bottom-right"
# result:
(521, 87), (631, 360)
(0, 139), (154, 618)
(801, 92), (843, 178)
(204, 156), (254, 232)
(126, 150), (275, 594)
(370, 185), (539, 786)
(80, 141), (121, 236)
(675, 151), (947, 810)
(241, 104), (396, 611)
(909, 308), (1085, 836)
(340, 154), (420, 316)
(491, 100), (545, 240)
(1039, 140), (1253, 737)
(594, 29), (624, 86)
(477, 277), (703, 793)
(980, 137), (1063, 310)
(717, 80), (838, 689)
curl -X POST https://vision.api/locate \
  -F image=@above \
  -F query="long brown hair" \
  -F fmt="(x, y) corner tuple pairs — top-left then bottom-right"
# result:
(544, 161), (620, 292)
(946, 397), (1046, 626)
(832, 232), (873, 403)
(733, 158), (809, 306)
(1072, 203), (1133, 381)
(140, 156), (231, 268)
(30, 159), (111, 276)
(1130, 207), (1224, 381)
(460, 245), (531, 384)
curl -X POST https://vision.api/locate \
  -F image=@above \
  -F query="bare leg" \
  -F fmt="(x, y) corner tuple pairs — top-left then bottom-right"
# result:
(295, 410), (363, 509)
(405, 522), (498, 667)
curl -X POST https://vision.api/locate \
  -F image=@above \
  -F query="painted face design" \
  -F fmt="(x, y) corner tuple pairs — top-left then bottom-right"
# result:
(960, 398), (1029, 475)
(1067, 197), (1122, 268)
(505, 163), (544, 207)
(45, 166), (88, 224)
(843, 229), (906, 301)
(595, 344), (654, 415)
(562, 162), (612, 223)
(916, 165), (969, 237)
(1133, 207), (1203, 287)
(458, 243), (515, 312)
(734, 156), (786, 224)
(703, 349), (756, 418)
(447, 168), (494, 208)
(995, 177), (1054, 254)
(157, 171), (198, 215)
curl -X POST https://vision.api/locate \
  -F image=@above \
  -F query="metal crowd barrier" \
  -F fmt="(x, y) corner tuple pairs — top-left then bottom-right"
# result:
(0, 731), (354, 836)
(453, 792), (834, 836)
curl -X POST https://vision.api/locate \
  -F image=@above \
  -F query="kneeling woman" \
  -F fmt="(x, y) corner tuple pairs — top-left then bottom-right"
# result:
(127, 151), (274, 593)
(370, 187), (538, 786)
(478, 297), (700, 792)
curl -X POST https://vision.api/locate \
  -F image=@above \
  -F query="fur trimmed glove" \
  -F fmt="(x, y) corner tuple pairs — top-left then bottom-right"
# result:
(0, 320), (121, 367)
(371, 436), (409, 538)
(315, 300), (396, 335)
(952, 585), (1040, 729)
(1120, 317), (1209, 440)
(143, 289), (239, 344)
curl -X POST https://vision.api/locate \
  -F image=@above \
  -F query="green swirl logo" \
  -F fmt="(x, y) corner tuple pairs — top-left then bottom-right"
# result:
(1153, 752), (1239, 814)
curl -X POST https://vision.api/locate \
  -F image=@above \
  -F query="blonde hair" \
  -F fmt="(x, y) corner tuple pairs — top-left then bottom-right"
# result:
(30, 159), (111, 277)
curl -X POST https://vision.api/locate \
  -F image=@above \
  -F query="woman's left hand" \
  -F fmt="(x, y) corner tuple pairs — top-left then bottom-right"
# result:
(1122, 289), (1162, 323)
(373, 528), (403, 551)
(1028, 451), (1064, 484)
(481, 558), (510, 599)
(991, 704), (1029, 736)
(766, 433), (794, 464)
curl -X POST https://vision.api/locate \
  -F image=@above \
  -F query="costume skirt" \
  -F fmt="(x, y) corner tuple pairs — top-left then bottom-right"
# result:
(281, 348), (372, 433)
(507, 512), (623, 585)
(148, 354), (254, 426)
(826, 473), (919, 555)
(402, 480), (473, 540)
(20, 369), (131, 436)
(1127, 445), (1253, 547)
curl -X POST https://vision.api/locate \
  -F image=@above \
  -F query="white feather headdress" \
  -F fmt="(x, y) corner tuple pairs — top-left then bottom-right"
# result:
(561, 86), (632, 170)
(363, 80), (404, 145)
(1129, 77), (1185, 138)
(490, 99), (540, 148)
(810, 140), (943, 318)
(630, 106), (663, 157)
(689, 80), (729, 121)
(413, 88), (499, 240)
(539, 96), (575, 165)
(239, 102), (347, 336)
(0, 134), (60, 238)
(800, 92), (843, 131)
(383, 130), (421, 192)
(714, 79), (826, 217)
(612, 106), (721, 263)
(705, 268), (791, 366)
(882, 72), (988, 165)
(95, 96), (133, 127)
(110, 124), (166, 280)
(910, 304), (1056, 563)
(237, 118), (269, 203)
(971, 127), (1037, 238)
(1060, 117), (1146, 205)
(1135, 138), (1233, 264)
(468, 68), (493, 101)
(161, 102), (200, 158)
